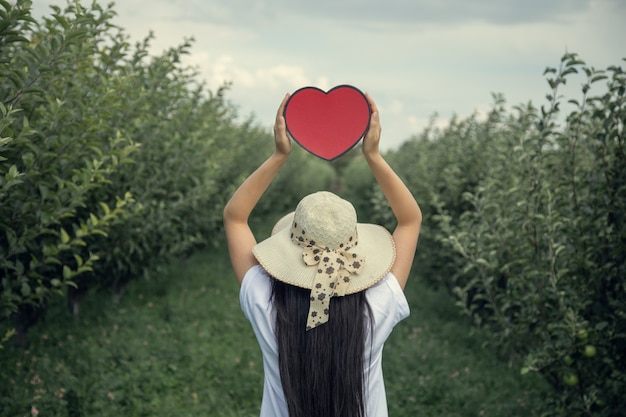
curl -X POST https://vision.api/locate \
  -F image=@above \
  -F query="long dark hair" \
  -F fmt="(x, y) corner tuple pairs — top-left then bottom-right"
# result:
(271, 278), (373, 417)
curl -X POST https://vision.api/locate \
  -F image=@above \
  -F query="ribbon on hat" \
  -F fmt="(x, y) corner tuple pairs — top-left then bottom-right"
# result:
(290, 222), (365, 331)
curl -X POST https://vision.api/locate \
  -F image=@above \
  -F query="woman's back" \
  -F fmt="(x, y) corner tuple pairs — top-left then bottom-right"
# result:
(240, 265), (409, 417)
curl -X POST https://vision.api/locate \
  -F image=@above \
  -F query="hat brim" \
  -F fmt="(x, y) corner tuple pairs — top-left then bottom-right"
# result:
(253, 213), (396, 294)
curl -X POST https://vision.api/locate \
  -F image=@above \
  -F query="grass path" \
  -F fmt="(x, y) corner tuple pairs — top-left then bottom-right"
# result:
(1, 242), (546, 416)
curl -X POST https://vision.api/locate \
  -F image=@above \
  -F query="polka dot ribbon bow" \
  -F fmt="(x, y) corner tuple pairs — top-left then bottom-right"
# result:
(291, 223), (365, 331)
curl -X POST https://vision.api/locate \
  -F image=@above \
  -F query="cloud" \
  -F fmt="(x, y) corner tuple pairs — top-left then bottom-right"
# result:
(181, 51), (319, 92)
(164, 0), (592, 27)
(282, 0), (592, 25)
(203, 55), (312, 90)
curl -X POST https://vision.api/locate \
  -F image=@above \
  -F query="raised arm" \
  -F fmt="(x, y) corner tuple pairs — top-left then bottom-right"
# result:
(223, 93), (291, 285)
(362, 93), (422, 289)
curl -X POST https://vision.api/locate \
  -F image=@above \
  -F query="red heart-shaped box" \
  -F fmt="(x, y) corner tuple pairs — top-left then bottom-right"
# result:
(284, 85), (371, 161)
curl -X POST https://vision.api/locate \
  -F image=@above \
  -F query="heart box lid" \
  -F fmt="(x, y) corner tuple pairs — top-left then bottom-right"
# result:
(284, 85), (371, 161)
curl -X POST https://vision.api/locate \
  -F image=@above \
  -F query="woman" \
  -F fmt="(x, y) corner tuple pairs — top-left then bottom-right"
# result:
(223, 92), (422, 417)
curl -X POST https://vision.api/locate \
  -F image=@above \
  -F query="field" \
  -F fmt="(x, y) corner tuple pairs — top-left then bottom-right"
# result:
(0, 239), (546, 417)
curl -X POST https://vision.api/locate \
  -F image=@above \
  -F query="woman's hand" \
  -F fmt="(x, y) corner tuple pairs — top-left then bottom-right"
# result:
(274, 93), (292, 157)
(362, 92), (382, 158)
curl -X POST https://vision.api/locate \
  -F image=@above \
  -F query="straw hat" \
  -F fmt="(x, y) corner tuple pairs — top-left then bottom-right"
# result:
(253, 191), (396, 330)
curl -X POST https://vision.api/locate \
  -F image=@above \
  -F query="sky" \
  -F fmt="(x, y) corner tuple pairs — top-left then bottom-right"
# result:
(32, 0), (626, 150)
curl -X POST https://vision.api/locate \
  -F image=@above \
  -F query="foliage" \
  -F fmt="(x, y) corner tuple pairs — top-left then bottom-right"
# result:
(0, 0), (274, 344)
(351, 108), (503, 288)
(259, 146), (337, 218)
(340, 155), (376, 221)
(384, 53), (625, 416)
(1, 0), (139, 342)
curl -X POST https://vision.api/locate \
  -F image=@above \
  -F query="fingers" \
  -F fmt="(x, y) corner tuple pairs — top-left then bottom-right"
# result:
(365, 92), (378, 115)
(362, 92), (382, 156)
(274, 93), (292, 156)
(276, 92), (290, 123)
(365, 92), (380, 130)
(274, 93), (290, 137)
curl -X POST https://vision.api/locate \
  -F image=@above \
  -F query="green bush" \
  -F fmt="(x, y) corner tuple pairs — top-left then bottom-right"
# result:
(0, 0), (140, 342)
(340, 155), (376, 220)
(390, 53), (625, 416)
(381, 108), (506, 290)
(0, 0), (277, 343)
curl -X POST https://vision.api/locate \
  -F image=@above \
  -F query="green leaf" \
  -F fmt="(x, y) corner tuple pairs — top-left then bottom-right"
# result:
(15, 260), (24, 276)
(561, 67), (578, 77)
(63, 265), (72, 279)
(53, 13), (70, 30)
(65, 280), (78, 289)
(0, 0), (12, 12)
(595, 322), (609, 331)
(71, 238), (86, 247)
(20, 282), (31, 296)
(591, 74), (607, 83)
(60, 228), (70, 244)
(6, 164), (21, 179)
(99, 202), (111, 216)
(44, 256), (62, 266)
